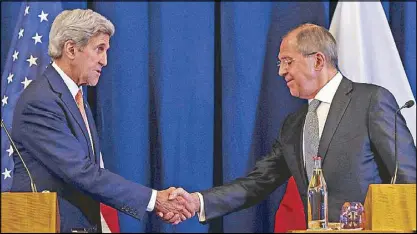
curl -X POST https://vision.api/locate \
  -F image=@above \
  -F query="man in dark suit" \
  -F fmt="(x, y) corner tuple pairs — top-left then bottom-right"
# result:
(11, 9), (192, 232)
(165, 23), (416, 225)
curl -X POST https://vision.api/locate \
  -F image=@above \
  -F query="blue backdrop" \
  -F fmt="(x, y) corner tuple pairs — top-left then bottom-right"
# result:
(1, 1), (415, 233)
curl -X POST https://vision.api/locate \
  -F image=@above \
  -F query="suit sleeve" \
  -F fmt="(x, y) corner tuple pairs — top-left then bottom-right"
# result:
(368, 87), (416, 183)
(199, 117), (292, 223)
(16, 98), (152, 219)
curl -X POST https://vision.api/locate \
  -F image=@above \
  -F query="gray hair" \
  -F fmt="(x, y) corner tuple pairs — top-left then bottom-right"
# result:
(284, 23), (338, 68)
(48, 9), (115, 59)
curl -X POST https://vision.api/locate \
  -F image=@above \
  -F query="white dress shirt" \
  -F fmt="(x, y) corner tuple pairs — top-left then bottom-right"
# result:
(52, 62), (79, 99)
(302, 72), (343, 166)
(197, 72), (343, 222)
(51, 62), (157, 212)
(52, 62), (96, 156)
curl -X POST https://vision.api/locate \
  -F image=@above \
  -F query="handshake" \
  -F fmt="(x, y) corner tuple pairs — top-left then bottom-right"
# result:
(154, 187), (201, 225)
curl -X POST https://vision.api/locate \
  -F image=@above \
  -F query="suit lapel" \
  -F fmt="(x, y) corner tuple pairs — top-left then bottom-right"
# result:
(85, 102), (100, 164)
(287, 106), (309, 188)
(318, 77), (353, 163)
(297, 109), (309, 188)
(44, 65), (95, 160)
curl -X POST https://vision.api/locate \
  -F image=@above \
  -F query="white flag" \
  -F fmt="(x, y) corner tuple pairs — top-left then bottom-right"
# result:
(329, 1), (416, 145)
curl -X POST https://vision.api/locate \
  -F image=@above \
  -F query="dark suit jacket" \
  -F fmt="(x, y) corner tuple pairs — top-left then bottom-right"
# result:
(11, 65), (152, 232)
(200, 77), (416, 223)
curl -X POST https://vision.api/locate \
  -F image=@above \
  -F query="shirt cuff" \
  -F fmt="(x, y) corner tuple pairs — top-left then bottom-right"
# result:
(196, 192), (206, 222)
(146, 189), (157, 212)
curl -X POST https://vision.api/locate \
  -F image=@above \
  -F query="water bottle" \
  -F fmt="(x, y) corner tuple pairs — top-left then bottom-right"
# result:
(307, 156), (328, 230)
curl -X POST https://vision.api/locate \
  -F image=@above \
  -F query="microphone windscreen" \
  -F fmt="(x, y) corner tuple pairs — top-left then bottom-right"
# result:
(405, 100), (415, 108)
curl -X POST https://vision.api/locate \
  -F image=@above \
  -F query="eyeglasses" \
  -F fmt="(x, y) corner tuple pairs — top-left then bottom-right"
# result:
(276, 52), (318, 69)
(276, 58), (295, 69)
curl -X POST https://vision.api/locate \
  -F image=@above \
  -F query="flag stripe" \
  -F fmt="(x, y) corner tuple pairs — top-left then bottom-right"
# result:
(100, 153), (120, 233)
(101, 203), (120, 233)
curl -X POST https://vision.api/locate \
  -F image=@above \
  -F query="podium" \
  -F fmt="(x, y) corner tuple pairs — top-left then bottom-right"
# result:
(1, 192), (60, 233)
(289, 184), (416, 233)
(364, 184), (416, 231)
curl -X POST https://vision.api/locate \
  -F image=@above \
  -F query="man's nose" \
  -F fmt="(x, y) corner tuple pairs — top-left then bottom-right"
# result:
(278, 64), (287, 77)
(99, 52), (107, 67)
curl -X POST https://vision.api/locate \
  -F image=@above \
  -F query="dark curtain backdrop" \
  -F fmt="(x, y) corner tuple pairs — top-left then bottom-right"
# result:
(1, 2), (415, 233)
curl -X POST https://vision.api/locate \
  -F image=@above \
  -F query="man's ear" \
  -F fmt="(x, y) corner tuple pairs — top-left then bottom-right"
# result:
(314, 52), (325, 71)
(63, 40), (77, 60)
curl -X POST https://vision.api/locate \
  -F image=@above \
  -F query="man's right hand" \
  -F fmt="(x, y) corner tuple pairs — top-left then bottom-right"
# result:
(156, 187), (200, 224)
(169, 187), (200, 213)
(154, 187), (196, 225)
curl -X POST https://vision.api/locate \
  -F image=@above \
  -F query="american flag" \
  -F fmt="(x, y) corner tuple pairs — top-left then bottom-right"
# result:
(1, 2), (63, 192)
(1, 3), (120, 232)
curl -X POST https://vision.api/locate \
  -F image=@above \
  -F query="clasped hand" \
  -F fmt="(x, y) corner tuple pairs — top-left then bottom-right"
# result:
(154, 187), (200, 225)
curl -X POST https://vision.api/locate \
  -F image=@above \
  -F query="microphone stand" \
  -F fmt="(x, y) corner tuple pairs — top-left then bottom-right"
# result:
(390, 100), (415, 184)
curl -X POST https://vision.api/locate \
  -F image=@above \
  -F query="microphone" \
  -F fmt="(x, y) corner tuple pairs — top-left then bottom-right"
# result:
(1, 119), (37, 192)
(403, 100), (415, 109)
(391, 100), (415, 184)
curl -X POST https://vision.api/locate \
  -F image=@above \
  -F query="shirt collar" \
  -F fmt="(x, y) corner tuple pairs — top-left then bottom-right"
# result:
(309, 71), (343, 104)
(51, 62), (82, 99)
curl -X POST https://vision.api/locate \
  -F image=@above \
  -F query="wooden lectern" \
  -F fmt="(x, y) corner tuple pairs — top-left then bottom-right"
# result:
(1, 192), (60, 233)
(289, 184), (416, 233)
(364, 184), (416, 231)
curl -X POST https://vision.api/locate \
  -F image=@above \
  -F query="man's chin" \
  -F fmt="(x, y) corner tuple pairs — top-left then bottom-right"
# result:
(87, 78), (99, 86)
(289, 89), (299, 98)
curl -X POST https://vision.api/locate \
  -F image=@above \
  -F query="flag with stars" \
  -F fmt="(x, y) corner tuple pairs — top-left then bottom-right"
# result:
(1, 2), (63, 191)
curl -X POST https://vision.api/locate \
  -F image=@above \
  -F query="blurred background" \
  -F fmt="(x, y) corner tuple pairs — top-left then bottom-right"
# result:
(1, 1), (415, 232)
